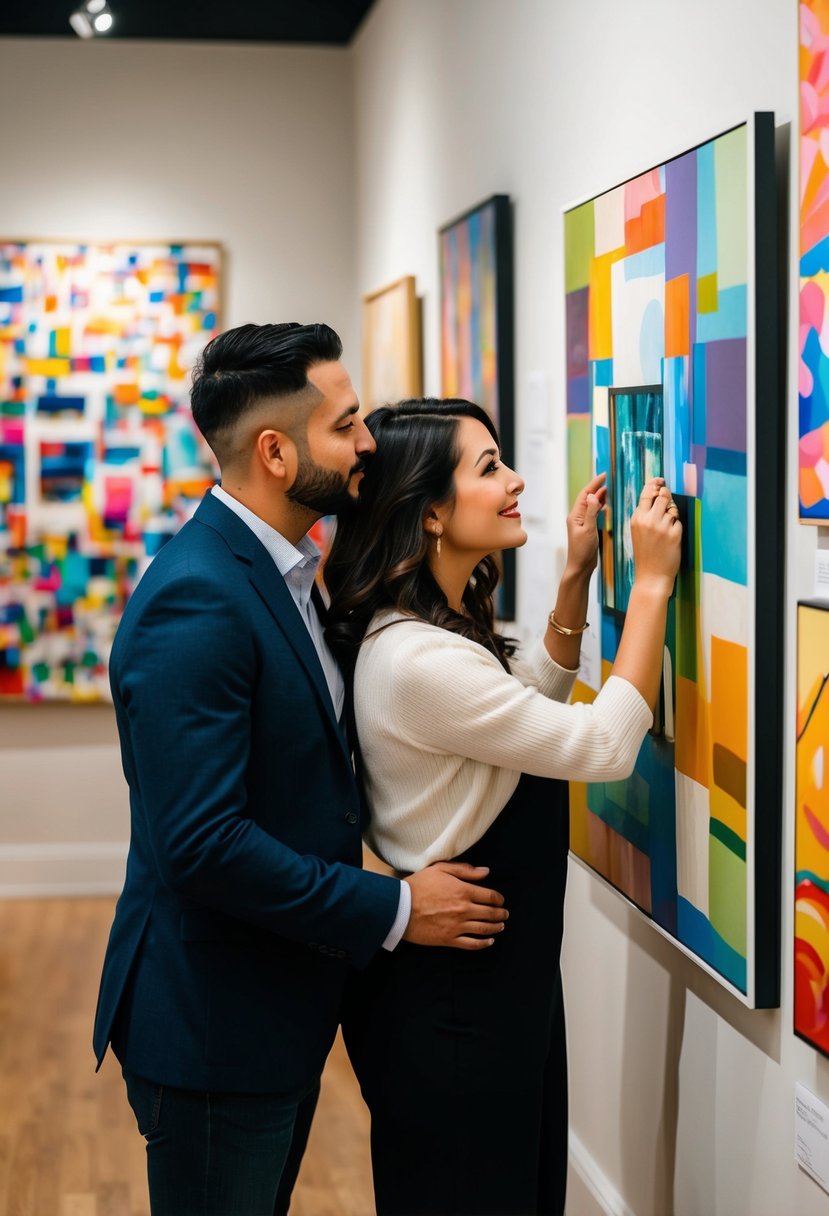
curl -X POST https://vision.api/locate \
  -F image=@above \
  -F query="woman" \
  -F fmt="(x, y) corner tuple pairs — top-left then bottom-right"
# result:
(325, 398), (681, 1216)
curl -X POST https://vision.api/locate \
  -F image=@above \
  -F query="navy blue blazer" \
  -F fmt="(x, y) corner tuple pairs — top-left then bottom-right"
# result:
(93, 491), (400, 1093)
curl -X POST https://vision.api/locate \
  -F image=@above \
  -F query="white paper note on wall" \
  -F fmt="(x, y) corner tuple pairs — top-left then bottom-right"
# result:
(795, 1083), (829, 1195)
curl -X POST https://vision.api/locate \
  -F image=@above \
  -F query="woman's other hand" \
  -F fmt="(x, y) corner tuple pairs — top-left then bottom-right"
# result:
(565, 473), (607, 577)
(630, 478), (682, 597)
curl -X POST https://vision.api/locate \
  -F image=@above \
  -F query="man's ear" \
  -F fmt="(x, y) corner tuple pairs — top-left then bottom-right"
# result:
(256, 429), (296, 486)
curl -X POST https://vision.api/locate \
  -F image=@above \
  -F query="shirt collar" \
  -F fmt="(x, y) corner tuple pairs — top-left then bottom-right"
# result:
(211, 484), (321, 587)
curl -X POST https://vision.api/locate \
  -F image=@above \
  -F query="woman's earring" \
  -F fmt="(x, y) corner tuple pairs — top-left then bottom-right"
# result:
(435, 527), (442, 558)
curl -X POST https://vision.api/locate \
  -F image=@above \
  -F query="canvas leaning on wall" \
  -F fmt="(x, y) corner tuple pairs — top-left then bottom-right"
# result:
(0, 240), (221, 702)
(362, 275), (422, 413)
(563, 116), (782, 1008)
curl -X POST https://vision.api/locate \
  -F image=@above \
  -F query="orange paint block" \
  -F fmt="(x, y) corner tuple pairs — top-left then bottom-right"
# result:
(675, 675), (711, 787)
(588, 249), (624, 361)
(710, 636), (748, 762)
(665, 275), (690, 357)
(44, 294), (58, 312)
(113, 383), (140, 406)
(624, 194), (665, 255)
(801, 465), (826, 509)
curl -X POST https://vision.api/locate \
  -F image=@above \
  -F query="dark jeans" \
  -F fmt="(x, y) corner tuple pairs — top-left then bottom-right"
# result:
(123, 1068), (320, 1216)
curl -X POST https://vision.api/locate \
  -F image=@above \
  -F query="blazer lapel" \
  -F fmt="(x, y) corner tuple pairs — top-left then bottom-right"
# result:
(194, 493), (348, 755)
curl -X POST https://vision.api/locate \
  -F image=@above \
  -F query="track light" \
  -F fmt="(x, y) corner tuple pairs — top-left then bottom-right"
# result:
(69, 0), (114, 38)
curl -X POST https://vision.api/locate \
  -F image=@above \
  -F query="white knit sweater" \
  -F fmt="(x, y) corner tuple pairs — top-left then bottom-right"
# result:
(354, 611), (653, 872)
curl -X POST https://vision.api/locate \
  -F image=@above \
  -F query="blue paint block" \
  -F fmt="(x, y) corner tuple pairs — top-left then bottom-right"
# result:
(149, 291), (164, 303)
(624, 244), (665, 280)
(801, 233), (829, 277)
(567, 375), (589, 414)
(696, 285), (747, 343)
(692, 344), (707, 446)
(677, 897), (746, 991)
(696, 142), (718, 281)
(701, 467), (747, 583)
(0, 285), (23, 304)
(593, 359), (613, 387)
(705, 447), (747, 475)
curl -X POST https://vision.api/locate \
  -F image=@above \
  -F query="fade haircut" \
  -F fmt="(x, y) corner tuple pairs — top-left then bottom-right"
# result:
(190, 322), (343, 466)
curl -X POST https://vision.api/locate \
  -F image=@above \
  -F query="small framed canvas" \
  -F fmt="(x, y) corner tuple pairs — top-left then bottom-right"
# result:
(439, 194), (515, 617)
(362, 275), (422, 412)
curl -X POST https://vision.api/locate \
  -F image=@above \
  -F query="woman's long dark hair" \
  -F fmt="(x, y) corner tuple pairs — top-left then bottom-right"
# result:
(325, 398), (516, 673)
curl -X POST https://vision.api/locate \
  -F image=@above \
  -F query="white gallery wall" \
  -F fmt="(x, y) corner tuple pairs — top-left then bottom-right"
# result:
(351, 1), (821, 1214)
(0, 37), (357, 892)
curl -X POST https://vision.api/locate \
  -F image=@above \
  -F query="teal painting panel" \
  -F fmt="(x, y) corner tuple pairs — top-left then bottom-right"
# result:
(700, 467), (747, 583)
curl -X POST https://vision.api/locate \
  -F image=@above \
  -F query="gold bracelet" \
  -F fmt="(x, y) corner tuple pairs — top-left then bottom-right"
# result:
(548, 610), (589, 636)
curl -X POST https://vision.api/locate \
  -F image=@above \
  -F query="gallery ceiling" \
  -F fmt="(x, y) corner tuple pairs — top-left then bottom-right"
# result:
(0, 0), (377, 45)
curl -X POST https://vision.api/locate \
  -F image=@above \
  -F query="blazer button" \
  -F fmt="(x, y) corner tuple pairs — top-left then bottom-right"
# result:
(345, 811), (358, 825)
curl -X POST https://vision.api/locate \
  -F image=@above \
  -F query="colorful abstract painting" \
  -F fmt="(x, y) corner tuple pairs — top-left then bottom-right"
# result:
(564, 118), (781, 1006)
(0, 241), (221, 701)
(439, 194), (515, 616)
(800, 0), (829, 521)
(795, 602), (829, 1055)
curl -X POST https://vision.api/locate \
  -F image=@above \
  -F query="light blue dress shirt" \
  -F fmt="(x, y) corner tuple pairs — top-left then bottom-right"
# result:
(210, 485), (409, 950)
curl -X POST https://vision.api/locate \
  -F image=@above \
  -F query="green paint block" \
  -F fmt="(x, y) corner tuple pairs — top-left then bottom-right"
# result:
(709, 834), (747, 956)
(714, 125), (747, 291)
(564, 202), (595, 293)
(567, 415), (592, 510)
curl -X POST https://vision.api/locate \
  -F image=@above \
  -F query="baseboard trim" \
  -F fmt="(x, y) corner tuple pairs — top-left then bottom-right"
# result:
(0, 842), (127, 898)
(569, 1131), (636, 1216)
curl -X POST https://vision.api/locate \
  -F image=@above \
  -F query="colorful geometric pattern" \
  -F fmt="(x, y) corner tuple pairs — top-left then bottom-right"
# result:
(795, 602), (829, 1056)
(565, 125), (755, 994)
(440, 197), (503, 427)
(439, 194), (515, 617)
(0, 241), (220, 701)
(800, 0), (829, 521)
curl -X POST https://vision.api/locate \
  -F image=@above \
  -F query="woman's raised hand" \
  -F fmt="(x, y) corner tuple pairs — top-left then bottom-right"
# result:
(630, 477), (682, 596)
(565, 472), (607, 577)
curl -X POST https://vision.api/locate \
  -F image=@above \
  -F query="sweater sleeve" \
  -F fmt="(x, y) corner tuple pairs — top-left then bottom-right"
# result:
(386, 624), (652, 782)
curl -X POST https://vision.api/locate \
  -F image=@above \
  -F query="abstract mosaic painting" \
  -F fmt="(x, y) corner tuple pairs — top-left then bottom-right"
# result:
(795, 602), (829, 1054)
(439, 194), (515, 616)
(564, 118), (781, 1006)
(800, 0), (829, 521)
(0, 241), (221, 701)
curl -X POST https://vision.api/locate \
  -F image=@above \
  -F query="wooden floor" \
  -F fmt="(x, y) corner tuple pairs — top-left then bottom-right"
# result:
(0, 897), (375, 1216)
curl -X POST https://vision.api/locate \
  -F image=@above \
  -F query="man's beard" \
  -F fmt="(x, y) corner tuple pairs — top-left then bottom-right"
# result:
(286, 449), (366, 517)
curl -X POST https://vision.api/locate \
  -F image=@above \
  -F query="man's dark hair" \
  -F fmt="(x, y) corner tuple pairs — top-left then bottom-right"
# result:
(190, 322), (342, 455)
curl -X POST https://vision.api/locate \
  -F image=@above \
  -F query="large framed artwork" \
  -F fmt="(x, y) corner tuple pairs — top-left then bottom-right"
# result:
(564, 116), (782, 1007)
(800, 0), (829, 522)
(362, 275), (423, 412)
(439, 194), (515, 617)
(0, 240), (221, 702)
(795, 601), (829, 1055)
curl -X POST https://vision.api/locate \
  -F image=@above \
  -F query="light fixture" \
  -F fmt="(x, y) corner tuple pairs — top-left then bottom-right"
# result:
(69, 0), (114, 39)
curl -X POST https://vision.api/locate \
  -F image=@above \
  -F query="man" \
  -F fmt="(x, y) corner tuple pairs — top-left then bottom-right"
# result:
(93, 322), (508, 1214)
